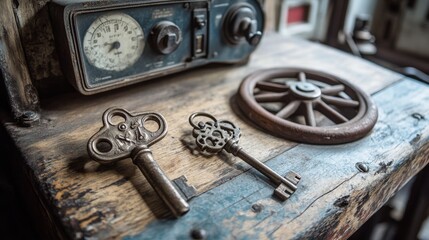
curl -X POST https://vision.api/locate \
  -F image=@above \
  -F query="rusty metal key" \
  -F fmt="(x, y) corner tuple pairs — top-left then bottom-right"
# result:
(189, 112), (301, 201)
(88, 108), (196, 217)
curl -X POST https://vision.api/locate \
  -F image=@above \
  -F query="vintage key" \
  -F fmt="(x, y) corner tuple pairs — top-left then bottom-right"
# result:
(189, 112), (301, 201)
(88, 108), (196, 217)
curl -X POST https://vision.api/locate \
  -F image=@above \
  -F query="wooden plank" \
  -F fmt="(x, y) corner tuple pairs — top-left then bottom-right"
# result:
(126, 78), (429, 240)
(0, 0), (39, 119)
(3, 35), (404, 239)
(12, 0), (63, 86)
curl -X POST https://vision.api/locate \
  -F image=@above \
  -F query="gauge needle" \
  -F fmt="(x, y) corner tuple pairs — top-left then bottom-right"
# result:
(108, 41), (121, 53)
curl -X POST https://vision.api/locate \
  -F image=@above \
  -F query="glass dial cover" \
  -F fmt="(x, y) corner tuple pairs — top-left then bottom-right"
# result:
(83, 13), (145, 72)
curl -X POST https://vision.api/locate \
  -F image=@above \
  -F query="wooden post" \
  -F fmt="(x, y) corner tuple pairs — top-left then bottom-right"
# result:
(0, 0), (40, 124)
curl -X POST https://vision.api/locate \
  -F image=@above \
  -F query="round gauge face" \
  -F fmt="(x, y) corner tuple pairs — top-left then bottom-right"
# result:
(83, 13), (145, 72)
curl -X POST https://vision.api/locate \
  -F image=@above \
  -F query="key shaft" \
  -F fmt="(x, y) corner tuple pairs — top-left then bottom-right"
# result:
(132, 146), (189, 217)
(225, 141), (297, 192)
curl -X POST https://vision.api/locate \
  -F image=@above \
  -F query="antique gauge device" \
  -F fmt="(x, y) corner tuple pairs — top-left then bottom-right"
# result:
(49, 0), (264, 95)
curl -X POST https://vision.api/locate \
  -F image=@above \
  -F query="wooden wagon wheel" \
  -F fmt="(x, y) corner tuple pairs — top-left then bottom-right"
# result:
(237, 68), (378, 144)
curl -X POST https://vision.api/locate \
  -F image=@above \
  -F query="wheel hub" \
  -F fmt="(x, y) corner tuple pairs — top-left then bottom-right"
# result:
(289, 82), (321, 100)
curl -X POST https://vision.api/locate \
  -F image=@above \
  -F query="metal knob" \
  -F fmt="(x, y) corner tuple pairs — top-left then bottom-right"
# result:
(223, 4), (263, 46)
(151, 21), (182, 55)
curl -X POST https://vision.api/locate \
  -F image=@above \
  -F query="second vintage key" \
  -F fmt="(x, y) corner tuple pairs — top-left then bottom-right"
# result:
(88, 108), (196, 217)
(189, 112), (301, 201)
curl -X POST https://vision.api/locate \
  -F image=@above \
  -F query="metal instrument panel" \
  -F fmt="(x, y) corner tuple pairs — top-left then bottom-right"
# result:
(49, 0), (264, 95)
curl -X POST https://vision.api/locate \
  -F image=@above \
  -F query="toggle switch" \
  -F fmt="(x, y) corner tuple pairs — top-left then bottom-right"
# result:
(193, 8), (208, 58)
(195, 35), (204, 54)
(195, 15), (207, 29)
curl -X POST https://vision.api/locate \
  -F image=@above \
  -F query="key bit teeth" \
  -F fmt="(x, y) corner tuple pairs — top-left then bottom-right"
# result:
(173, 175), (197, 201)
(285, 171), (301, 185)
(274, 184), (294, 201)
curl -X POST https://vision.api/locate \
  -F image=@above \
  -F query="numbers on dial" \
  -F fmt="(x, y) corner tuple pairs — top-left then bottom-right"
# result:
(83, 13), (145, 72)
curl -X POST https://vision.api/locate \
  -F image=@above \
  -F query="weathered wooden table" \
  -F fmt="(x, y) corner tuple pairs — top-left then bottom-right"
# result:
(3, 34), (429, 239)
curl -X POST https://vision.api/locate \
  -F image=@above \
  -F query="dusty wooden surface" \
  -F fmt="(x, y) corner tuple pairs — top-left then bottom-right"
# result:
(4, 34), (424, 240)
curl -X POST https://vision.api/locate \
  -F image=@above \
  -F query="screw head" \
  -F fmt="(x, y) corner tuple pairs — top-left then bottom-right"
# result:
(356, 162), (369, 173)
(20, 111), (40, 127)
(251, 203), (263, 213)
(191, 228), (207, 239)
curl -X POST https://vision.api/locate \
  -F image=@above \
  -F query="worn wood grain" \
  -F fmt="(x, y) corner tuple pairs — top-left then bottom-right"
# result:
(126, 79), (429, 240)
(3, 35), (405, 239)
(0, 0), (39, 118)
(13, 0), (64, 91)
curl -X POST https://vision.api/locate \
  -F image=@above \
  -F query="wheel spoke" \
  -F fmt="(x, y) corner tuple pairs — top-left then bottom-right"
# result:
(256, 81), (289, 92)
(255, 92), (289, 103)
(322, 95), (360, 108)
(298, 72), (307, 82)
(276, 101), (300, 119)
(304, 102), (316, 127)
(316, 100), (349, 124)
(321, 85), (345, 95)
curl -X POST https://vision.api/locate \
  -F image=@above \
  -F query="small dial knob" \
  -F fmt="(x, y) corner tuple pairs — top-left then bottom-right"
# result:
(223, 4), (263, 46)
(151, 21), (182, 55)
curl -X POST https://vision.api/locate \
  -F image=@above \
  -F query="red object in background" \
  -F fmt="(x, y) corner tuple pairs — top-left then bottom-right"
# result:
(287, 4), (310, 24)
